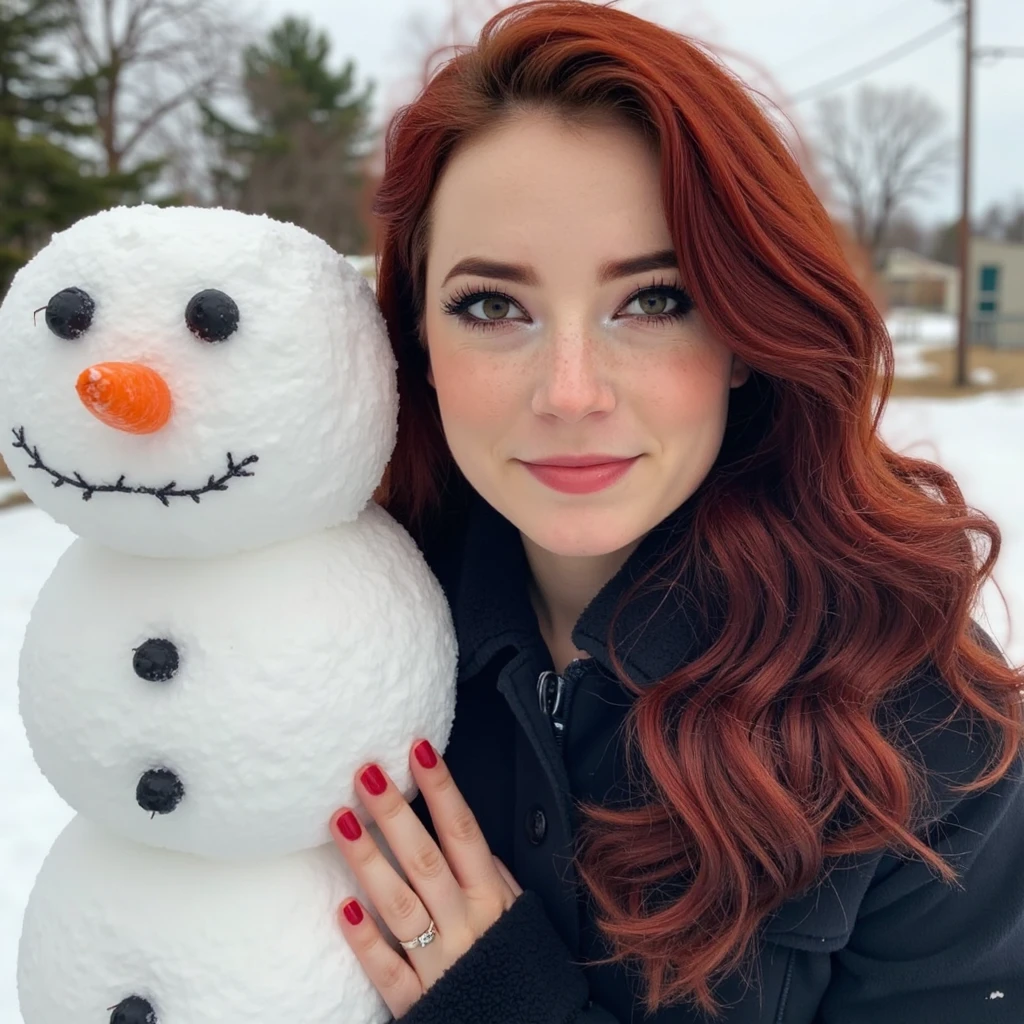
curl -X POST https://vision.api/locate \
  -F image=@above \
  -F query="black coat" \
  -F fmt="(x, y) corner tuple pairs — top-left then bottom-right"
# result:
(400, 492), (1024, 1024)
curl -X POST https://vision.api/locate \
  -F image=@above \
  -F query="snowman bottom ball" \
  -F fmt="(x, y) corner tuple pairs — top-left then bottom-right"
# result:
(19, 815), (394, 1024)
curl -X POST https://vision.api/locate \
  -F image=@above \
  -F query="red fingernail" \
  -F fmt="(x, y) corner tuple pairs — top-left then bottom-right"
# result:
(343, 900), (364, 925)
(414, 740), (437, 769)
(336, 810), (362, 841)
(360, 764), (387, 795)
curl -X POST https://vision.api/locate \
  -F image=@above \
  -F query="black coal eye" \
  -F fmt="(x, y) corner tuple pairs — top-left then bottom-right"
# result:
(110, 994), (158, 1024)
(133, 638), (179, 682)
(185, 289), (239, 343)
(45, 286), (95, 339)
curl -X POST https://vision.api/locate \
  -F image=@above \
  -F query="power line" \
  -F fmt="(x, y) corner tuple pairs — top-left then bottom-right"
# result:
(775, 0), (924, 72)
(790, 15), (959, 104)
(975, 46), (1024, 60)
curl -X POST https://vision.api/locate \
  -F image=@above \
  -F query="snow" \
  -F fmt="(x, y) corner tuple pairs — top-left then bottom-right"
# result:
(2, 388), (1024, 1020)
(0, 206), (401, 559)
(18, 506), (456, 861)
(888, 310), (958, 347)
(887, 312), (1000, 383)
(0, 509), (76, 1022)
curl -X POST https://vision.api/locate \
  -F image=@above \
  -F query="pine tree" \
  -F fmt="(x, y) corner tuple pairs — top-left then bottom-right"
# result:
(1, 0), (75, 129)
(202, 16), (377, 253)
(0, 0), (150, 296)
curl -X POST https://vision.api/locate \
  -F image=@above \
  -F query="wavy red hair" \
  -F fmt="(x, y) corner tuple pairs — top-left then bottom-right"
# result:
(369, 0), (1024, 1015)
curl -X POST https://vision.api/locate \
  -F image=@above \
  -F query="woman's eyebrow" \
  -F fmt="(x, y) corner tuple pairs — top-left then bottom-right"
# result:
(440, 248), (678, 288)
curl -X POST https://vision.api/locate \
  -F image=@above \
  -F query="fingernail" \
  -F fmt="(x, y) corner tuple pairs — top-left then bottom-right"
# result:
(360, 764), (387, 795)
(414, 740), (437, 769)
(336, 810), (362, 841)
(343, 900), (364, 925)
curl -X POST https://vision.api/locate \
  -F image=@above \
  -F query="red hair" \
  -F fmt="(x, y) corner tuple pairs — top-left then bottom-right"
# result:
(370, 1), (1024, 1015)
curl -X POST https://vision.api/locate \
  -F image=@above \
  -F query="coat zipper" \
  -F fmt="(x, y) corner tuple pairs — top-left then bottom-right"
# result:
(537, 670), (567, 750)
(537, 658), (585, 752)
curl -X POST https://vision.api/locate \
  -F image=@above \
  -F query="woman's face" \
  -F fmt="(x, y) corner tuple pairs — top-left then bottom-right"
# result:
(423, 110), (749, 558)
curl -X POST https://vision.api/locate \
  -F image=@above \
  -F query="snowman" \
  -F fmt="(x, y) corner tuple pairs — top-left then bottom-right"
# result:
(0, 205), (458, 1023)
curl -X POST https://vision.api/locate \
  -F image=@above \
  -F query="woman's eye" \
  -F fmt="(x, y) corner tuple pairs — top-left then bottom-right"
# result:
(622, 286), (694, 320)
(442, 290), (527, 330)
(627, 291), (672, 316)
(466, 295), (525, 323)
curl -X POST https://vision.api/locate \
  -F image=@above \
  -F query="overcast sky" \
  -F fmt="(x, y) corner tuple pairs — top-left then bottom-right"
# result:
(256, 0), (1023, 227)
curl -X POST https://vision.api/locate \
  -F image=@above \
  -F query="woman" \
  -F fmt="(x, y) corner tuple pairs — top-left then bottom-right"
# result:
(325, 2), (1024, 1021)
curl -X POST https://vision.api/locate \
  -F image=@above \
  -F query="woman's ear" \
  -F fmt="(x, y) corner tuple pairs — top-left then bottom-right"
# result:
(426, 362), (435, 389)
(730, 355), (751, 388)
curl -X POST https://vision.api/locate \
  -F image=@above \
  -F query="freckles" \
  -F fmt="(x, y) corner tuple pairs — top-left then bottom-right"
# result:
(433, 347), (527, 427)
(630, 343), (733, 426)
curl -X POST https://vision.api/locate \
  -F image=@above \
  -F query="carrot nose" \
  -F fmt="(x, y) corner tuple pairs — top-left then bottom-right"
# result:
(76, 362), (173, 434)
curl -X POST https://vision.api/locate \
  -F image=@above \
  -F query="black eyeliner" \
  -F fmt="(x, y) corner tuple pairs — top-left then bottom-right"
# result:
(440, 277), (694, 327)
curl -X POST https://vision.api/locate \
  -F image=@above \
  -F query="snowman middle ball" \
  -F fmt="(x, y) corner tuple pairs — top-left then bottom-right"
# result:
(18, 501), (457, 859)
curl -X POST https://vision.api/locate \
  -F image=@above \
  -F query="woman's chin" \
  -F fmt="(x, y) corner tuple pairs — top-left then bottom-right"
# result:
(517, 508), (647, 560)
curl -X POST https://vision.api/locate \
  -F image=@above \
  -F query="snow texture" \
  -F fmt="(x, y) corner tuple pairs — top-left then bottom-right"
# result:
(1, 205), (1021, 1023)
(0, 205), (398, 559)
(18, 501), (457, 859)
(0, 206), (457, 1024)
(18, 815), (393, 1024)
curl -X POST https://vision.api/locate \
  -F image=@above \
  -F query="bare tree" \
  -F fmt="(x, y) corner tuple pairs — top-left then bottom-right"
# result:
(813, 85), (952, 266)
(976, 194), (1024, 244)
(1005, 207), (1024, 245)
(884, 211), (931, 256)
(380, 0), (696, 120)
(58, 0), (247, 178)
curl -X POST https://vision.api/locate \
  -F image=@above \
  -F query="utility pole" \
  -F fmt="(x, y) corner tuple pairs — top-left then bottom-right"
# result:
(954, 0), (973, 388)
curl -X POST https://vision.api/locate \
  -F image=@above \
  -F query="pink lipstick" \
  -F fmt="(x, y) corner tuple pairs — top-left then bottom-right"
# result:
(519, 455), (640, 495)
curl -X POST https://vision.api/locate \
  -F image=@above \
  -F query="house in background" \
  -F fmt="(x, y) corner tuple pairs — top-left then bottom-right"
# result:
(882, 248), (959, 315)
(881, 240), (1024, 348)
(969, 239), (1024, 347)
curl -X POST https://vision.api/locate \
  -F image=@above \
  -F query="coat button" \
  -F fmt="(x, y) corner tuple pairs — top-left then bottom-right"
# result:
(525, 804), (547, 845)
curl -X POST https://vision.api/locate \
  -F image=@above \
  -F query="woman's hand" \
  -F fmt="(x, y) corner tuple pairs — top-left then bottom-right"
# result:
(330, 739), (524, 1019)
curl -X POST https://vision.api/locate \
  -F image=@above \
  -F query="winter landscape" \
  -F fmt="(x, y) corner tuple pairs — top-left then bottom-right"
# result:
(1, 311), (1022, 1021)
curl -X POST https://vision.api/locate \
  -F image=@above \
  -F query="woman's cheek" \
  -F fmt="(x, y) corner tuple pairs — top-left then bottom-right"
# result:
(435, 338), (524, 418)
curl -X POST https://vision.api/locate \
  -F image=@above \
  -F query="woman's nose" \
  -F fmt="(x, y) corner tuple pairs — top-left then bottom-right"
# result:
(76, 361), (173, 434)
(531, 335), (615, 422)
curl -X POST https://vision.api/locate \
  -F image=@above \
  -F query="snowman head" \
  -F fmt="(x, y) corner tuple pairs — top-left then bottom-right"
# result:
(0, 206), (397, 557)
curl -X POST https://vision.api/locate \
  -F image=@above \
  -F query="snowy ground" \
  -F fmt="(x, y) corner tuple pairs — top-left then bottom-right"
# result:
(887, 310), (957, 346)
(1, 512), (77, 1020)
(887, 311), (1002, 385)
(2, 387), (1023, 1020)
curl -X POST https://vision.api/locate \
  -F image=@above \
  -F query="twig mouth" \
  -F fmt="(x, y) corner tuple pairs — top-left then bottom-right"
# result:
(10, 426), (259, 506)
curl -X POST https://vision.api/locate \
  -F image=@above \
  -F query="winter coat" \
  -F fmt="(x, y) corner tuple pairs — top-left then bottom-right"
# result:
(399, 490), (1024, 1024)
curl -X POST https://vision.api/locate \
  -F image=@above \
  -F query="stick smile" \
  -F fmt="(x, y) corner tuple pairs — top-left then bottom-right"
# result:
(10, 426), (259, 506)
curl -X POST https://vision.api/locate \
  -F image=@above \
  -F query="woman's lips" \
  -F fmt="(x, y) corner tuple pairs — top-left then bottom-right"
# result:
(520, 456), (640, 495)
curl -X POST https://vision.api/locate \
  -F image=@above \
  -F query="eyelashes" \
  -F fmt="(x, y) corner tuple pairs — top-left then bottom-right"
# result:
(440, 277), (695, 332)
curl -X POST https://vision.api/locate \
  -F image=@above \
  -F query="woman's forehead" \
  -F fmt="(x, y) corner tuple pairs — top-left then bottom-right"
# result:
(426, 120), (671, 283)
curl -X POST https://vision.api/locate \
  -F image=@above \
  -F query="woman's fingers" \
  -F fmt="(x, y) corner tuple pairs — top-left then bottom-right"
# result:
(408, 740), (510, 898)
(336, 897), (422, 1019)
(492, 854), (524, 897)
(332, 740), (526, 1014)
(358, 761), (466, 921)
(340, 760), (466, 930)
